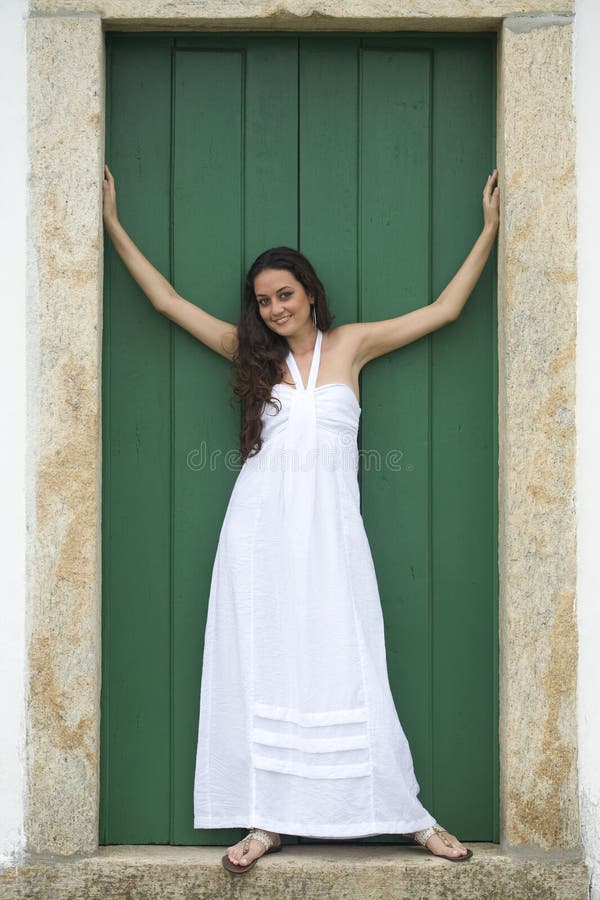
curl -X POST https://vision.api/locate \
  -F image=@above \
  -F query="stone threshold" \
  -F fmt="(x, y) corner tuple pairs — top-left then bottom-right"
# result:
(0, 843), (589, 899)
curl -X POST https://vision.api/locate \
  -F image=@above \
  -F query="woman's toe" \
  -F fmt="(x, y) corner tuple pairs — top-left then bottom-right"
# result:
(445, 837), (469, 856)
(239, 844), (260, 865)
(228, 844), (245, 864)
(225, 833), (279, 867)
(427, 833), (468, 858)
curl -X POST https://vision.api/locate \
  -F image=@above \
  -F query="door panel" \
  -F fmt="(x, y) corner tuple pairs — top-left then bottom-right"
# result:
(102, 32), (498, 845)
(429, 41), (498, 835)
(101, 38), (173, 843)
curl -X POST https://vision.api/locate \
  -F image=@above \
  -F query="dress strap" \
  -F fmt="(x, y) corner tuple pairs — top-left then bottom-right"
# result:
(286, 328), (322, 393)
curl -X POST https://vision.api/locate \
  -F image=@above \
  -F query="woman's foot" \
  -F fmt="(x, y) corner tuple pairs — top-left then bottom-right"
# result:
(422, 829), (470, 859)
(225, 829), (281, 867)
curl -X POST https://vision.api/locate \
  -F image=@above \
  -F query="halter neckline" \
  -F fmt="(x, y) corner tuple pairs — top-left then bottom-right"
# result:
(285, 329), (323, 393)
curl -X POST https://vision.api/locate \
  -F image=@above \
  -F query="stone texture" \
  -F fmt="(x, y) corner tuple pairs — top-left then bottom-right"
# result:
(497, 19), (579, 849)
(0, 845), (590, 900)
(25, 14), (104, 855)
(28, 0), (574, 31)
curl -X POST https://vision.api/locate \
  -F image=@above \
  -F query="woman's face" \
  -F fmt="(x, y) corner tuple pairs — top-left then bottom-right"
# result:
(254, 268), (313, 335)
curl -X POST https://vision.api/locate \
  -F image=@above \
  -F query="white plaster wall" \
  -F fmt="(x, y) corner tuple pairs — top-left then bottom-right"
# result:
(0, 0), (28, 862)
(575, 0), (600, 897)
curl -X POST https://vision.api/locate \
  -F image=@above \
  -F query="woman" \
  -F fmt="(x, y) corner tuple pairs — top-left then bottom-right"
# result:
(103, 164), (499, 872)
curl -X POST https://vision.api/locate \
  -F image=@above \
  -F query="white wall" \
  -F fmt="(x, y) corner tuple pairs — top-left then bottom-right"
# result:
(575, 0), (600, 896)
(0, 0), (27, 862)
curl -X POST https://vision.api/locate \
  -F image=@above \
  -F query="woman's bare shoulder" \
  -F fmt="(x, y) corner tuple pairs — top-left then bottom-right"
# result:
(325, 322), (363, 365)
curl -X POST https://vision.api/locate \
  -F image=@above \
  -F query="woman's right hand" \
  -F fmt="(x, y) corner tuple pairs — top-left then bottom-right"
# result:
(102, 163), (118, 227)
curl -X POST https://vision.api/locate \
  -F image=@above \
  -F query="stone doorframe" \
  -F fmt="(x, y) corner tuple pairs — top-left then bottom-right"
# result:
(26, 1), (579, 857)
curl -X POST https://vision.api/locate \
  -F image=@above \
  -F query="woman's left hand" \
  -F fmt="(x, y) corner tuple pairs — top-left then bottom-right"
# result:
(483, 169), (499, 233)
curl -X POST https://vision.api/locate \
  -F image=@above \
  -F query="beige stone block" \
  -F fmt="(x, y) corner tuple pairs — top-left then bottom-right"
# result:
(0, 845), (590, 899)
(29, 1), (573, 32)
(26, 13), (104, 855)
(497, 17), (578, 850)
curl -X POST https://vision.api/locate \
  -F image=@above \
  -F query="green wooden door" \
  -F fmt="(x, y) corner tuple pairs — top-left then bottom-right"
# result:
(101, 32), (498, 846)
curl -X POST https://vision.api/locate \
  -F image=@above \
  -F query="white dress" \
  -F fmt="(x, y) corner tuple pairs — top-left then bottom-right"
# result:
(193, 327), (436, 838)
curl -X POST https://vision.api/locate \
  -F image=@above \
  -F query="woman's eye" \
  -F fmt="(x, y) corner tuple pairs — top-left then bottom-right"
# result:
(258, 293), (291, 305)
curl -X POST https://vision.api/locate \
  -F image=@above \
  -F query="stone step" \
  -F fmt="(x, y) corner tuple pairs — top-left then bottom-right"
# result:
(0, 844), (589, 900)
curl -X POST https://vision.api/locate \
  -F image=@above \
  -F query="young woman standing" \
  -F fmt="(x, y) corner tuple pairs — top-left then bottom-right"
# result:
(103, 164), (499, 873)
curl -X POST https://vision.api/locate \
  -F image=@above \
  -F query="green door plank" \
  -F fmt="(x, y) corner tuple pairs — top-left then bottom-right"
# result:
(298, 37), (360, 325)
(243, 36), (300, 267)
(430, 42), (498, 841)
(101, 37), (174, 843)
(358, 46), (434, 820)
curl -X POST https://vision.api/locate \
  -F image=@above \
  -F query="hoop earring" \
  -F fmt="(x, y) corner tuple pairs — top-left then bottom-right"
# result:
(311, 303), (316, 326)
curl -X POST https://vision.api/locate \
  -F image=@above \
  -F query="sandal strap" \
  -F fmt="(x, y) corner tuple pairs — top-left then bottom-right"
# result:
(242, 829), (274, 853)
(413, 826), (437, 847)
(414, 823), (452, 848)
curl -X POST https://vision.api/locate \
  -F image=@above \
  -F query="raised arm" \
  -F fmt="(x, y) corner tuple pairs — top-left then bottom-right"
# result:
(102, 164), (238, 361)
(346, 170), (500, 369)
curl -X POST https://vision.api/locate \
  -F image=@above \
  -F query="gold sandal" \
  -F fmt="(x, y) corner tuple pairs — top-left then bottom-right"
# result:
(413, 823), (473, 862)
(221, 828), (283, 874)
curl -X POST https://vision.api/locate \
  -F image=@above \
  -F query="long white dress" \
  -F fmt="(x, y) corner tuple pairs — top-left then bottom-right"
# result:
(193, 327), (436, 838)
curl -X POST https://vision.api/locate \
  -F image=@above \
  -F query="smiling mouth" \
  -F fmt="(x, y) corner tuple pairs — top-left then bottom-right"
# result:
(274, 315), (291, 324)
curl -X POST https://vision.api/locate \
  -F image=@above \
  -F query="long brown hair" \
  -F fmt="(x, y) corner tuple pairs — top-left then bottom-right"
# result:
(232, 247), (334, 462)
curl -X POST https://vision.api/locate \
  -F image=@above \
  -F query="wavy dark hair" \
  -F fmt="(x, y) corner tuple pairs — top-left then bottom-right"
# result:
(231, 247), (334, 462)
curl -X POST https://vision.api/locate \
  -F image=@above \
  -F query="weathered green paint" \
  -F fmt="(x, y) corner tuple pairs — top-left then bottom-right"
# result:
(101, 32), (498, 847)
